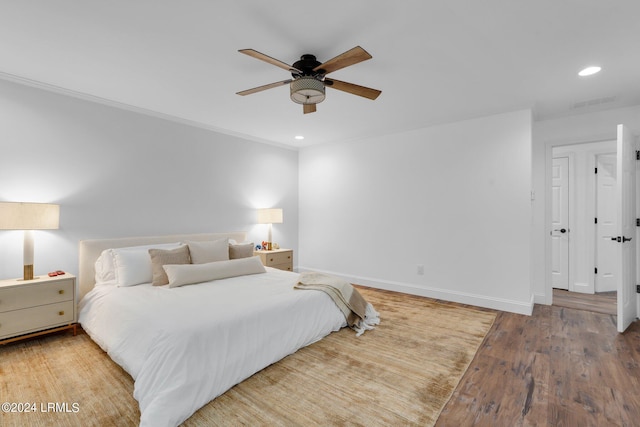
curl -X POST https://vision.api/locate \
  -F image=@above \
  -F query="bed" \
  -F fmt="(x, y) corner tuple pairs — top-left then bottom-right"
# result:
(78, 232), (346, 427)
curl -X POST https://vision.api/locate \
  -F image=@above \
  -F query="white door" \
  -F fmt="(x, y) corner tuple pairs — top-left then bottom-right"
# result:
(616, 124), (637, 333)
(551, 157), (569, 290)
(596, 154), (618, 292)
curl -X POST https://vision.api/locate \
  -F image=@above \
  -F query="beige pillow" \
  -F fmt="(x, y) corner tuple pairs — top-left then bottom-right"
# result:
(187, 238), (229, 264)
(164, 256), (266, 288)
(149, 245), (191, 286)
(229, 242), (254, 259)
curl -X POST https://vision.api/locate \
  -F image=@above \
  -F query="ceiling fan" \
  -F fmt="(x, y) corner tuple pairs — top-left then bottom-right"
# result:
(236, 46), (381, 114)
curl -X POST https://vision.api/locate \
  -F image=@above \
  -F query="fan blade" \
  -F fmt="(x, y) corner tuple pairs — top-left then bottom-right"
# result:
(236, 79), (292, 96)
(303, 104), (316, 114)
(239, 49), (302, 73)
(313, 46), (372, 75)
(325, 78), (381, 100)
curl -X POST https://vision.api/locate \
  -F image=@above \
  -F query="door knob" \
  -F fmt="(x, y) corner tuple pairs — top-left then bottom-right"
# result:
(553, 228), (567, 233)
(611, 236), (633, 242)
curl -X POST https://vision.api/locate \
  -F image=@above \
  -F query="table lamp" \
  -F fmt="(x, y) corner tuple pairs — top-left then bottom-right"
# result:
(0, 202), (60, 280)
(257, 208), (283, 250)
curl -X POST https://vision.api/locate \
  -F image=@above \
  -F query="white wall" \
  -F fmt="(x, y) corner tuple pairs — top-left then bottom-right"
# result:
(299, 110), (533, 314)
(532, 104), (640, 305)
(4, 73), (636, 315)
(0, 79), (299, 280)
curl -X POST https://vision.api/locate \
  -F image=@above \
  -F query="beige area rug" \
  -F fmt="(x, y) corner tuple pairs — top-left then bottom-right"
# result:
(0, 287), (496, 427)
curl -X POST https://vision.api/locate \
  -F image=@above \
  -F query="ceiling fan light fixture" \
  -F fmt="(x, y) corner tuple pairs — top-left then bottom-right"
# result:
(290, 76), (325, 105)
(238, 46), (380, 114)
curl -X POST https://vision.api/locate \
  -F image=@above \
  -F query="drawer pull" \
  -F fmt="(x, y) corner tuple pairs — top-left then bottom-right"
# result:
(59, 311), (65, 316)
(58, 290), (64, 295)
(269, 258), (274, 262)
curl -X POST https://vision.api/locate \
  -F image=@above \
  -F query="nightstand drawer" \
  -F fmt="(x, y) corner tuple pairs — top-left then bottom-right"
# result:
(263, 251), (292, 266)
(0, 301), (74, 339)
(0, 279), (74, 313)
(271, 263), (293, 271)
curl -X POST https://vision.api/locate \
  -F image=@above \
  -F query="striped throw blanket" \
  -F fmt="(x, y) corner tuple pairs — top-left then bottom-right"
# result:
(295, 272), (380, 336)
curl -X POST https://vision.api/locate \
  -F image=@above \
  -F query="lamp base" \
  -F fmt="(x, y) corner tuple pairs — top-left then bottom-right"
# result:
(23, 264), (34, 281)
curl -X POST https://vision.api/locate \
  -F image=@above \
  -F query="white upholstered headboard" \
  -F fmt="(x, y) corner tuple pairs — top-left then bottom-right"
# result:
(78, 231), (247, 301)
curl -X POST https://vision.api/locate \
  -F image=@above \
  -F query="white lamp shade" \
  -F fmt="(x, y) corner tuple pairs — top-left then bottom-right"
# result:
(257, 208), (283, 224)
(0, 202), (60, 230)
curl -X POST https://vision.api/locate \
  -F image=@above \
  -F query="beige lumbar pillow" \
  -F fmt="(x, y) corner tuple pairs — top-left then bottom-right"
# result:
(164, 256), (266, 288)
(149, 245), (191, 286)
(186, 238), (229, 264)
(229, 242), (254, 259)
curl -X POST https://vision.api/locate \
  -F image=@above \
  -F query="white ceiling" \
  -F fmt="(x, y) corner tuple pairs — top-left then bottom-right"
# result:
(1, 1), (639, 148)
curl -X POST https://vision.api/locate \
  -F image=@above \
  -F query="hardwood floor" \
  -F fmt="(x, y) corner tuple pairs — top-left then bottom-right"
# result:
(552, 289), (617, 315)
(437, 298), (640, 426)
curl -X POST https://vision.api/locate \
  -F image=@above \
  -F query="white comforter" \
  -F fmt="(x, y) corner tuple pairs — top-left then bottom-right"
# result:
(78, 267), (346, 427)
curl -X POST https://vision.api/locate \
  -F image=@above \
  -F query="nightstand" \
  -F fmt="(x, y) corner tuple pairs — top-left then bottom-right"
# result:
(254, 249), (293, 271)
(0, 273), (77, 345)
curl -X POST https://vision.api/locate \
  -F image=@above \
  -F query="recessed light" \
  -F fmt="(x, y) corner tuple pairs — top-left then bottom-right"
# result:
(294, 135), (304, 140)
(578, 66), (601, 77)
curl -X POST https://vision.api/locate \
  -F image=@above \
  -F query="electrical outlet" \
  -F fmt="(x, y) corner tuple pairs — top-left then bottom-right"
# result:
(417, 264), (424, 275)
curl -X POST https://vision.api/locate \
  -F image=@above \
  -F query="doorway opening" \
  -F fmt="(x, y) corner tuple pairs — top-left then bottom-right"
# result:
(550, 141), (617, 312)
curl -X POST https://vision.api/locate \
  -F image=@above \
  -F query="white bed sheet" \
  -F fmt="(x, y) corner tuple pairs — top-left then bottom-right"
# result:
(78, 267), (346, 427)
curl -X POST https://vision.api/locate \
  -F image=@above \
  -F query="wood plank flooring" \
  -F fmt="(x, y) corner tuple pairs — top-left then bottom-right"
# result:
(552, 289), (616, 315)
(437, 295), (640, 426)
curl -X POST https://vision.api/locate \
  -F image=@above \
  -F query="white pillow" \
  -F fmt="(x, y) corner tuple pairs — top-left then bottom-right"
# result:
(110, 243), (181, 287)
(95, 249), (116, 284)
(164, 256), (266, 288)
(186, 238), (229, 264)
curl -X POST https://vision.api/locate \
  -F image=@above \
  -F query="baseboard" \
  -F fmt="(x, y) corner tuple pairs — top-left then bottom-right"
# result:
(533, 292), (549, 305)
(298, 266), (534, 316)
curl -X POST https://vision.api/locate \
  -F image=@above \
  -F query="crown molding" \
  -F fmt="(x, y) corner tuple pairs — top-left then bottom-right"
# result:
(0, 71), (297, 151)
